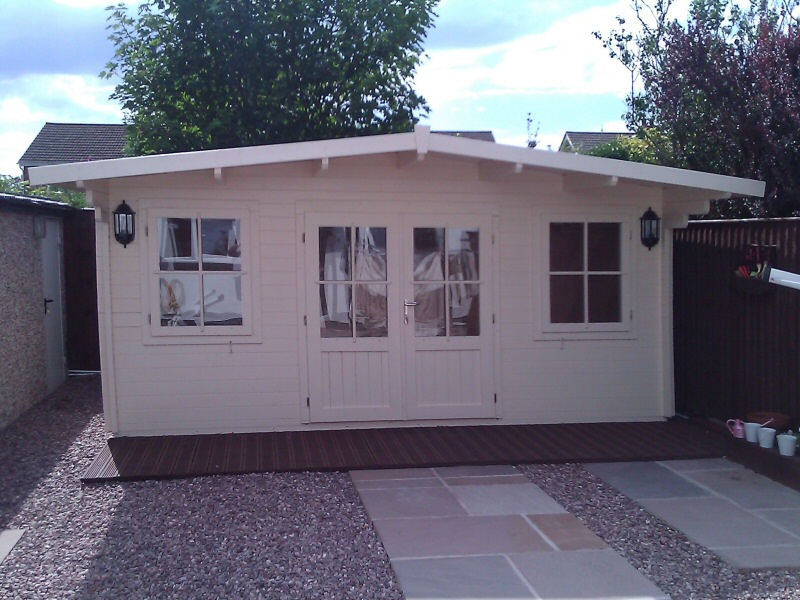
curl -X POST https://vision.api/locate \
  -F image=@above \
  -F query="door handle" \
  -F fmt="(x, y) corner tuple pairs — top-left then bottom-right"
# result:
(404, 300), (419, 324)
(44, 298), (54, 314)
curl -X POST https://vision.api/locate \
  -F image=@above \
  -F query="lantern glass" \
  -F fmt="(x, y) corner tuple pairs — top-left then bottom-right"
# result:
(640, 207), (660, 250)
(113, 201), (136, 247)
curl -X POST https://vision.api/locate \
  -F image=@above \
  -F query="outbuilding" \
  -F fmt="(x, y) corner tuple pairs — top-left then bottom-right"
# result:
(30, 126), (764, 437)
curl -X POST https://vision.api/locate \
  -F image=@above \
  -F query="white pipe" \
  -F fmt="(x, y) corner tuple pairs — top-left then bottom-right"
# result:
(765, 267), (800, 292)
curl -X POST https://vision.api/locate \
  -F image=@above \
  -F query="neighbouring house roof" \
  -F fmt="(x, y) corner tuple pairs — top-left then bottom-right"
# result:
(0, 192), (74, 214)
(559, 131), (635, 153)
(18, 123), (128, 175)
(29, 125), (765, 227)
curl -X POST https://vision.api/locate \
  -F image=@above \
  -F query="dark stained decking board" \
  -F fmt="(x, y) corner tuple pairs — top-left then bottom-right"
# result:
(82, 420), (728, 482)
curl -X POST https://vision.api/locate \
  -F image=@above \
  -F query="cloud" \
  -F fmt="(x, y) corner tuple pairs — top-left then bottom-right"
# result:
(0, 1), (115, 78)
(0, 74), (121, 174)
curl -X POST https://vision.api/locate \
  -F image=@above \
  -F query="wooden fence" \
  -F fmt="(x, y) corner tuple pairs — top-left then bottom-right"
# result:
(673, 219), (800, 425)
(63, 209), (100, 371)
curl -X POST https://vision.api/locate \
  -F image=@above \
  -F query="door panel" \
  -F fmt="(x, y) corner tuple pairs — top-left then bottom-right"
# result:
(306, 212), (495, 423)
(306, 214), (403, 422)
(403, 215), (495, 420)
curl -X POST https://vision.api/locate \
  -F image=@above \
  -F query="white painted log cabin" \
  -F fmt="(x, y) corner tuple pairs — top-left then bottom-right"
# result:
(30, 126), (765, 437)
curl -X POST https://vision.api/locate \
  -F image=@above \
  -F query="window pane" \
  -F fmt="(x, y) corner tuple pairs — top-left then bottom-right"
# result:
(414, 283), (445, 337)
(203, 274), (243, 326)
(414, 228), (444, 281)
(449, 284), (480, 336)
(158, 218), (198, 271)
(588, 275), (622, 323)
(354, 227), (387, 282)
(320, 283), (352, 337)
(588, 223), (620, 272)
(159, 274), (201, 326)
(448, 228), (479, 280)
(354, 284), (387, 337)
(550, 223), (583, 272)
(320, 227), (351, 281)
(202, 219), (242, 271)
(550, 275), (583, 323)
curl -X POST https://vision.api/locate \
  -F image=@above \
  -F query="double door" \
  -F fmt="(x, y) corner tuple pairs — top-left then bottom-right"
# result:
(305, 212), (495, 423)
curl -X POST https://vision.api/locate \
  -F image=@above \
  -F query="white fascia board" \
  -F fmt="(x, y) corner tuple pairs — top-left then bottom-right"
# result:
(30, 124), (765, 201)
(29, 131), (419, 187)
(427, 134), (766, 199)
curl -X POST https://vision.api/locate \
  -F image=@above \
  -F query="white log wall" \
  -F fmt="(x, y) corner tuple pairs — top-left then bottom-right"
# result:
(95, 153), (669, 435)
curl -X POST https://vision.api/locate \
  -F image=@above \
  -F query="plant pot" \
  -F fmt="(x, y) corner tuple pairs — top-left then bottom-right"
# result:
(758, 427), (776, 449)
(777, 434), (797, 457)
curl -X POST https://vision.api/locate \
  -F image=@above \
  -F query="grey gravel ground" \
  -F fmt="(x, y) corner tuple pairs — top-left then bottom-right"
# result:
(521, 463), (800, 600)
(0, 376), (402, 599)
(4, 376), (800, 599)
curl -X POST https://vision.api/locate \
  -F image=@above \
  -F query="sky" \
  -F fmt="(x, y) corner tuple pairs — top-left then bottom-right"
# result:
(0, 0), (688, 176)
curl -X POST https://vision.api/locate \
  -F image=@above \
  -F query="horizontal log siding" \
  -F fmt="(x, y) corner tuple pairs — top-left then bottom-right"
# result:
(673, 219), (800, 426)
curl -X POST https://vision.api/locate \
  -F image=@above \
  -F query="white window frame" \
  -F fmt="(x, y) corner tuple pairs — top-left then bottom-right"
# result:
(144, 207), (258, 342)
(536, 213), (636, 340)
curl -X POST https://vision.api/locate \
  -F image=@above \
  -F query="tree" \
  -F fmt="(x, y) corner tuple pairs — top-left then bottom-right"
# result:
(0, 175), (86, 208)
(102, 0), (437, 156)
(596, 0), (800, 217)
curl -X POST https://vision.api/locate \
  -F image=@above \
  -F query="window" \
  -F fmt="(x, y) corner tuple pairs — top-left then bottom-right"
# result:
(319, 226), (388, 339)
(149, 209), (252, 337)
(542, 218), (631, 335)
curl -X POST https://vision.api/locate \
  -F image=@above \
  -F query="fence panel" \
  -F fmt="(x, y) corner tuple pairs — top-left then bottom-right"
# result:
(673, 220), (800, 424)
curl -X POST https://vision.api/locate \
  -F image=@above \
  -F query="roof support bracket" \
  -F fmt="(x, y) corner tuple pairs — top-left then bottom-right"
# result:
(213, 167), (224, 183)
(561, 174), (619, 193)
(478, 161), (524, 181)
(313, 157), (330, 176)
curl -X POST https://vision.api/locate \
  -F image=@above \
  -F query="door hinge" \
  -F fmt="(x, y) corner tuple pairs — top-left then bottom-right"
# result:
(145, 225), (149, 237)
(148, 314), (151, 324)
(306, 397), (310, 408)
(302, 232), (306, 243)
(630, 309), (634, 320)
(304, 315), (307, 326)
(492, 314), (496, 324)
(494, 393), (498, 404)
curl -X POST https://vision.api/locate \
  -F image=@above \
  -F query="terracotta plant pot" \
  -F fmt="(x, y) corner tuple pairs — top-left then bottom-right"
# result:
(746, 412), (791, 431)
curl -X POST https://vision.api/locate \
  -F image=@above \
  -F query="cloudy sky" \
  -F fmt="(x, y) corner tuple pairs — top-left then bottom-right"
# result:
(0, 0), (678, 176)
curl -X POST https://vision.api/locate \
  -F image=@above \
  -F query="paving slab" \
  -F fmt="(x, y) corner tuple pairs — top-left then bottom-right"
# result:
(349, 467), (436, 481)
(449, 482), (567, 516)
(352, 477), (444, 491)
(0, 529), (24, 564)
(585, 461), (711, 500)
(753, 508), (800, 537)
(713, 544), (800, 570)
(683, 468), (800, 510)
(659, 458), (743, 472)
(433, 464), (520, 477)
(510, 549), (668, 599)
(373, 514), (553, 559)
(528, 513), (608, 551)
(357, 487), (467, 519)
(640, 496), (799, 548)
(392, 555), (534, 599)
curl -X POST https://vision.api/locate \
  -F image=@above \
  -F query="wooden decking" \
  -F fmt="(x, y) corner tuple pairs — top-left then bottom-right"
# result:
(82, 420), (726, 482)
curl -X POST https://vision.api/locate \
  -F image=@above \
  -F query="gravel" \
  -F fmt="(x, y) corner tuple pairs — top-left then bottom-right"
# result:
(3, 376), (799, 599)
(520, 463), (800, 600)
(0, 376), (401, 599)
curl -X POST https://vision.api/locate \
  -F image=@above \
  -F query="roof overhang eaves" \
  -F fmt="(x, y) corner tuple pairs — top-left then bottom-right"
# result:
(29, 125), (766, 201)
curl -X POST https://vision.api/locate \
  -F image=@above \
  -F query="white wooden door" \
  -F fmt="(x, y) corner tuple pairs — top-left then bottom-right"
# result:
(305, 214), (404, 422)
(42, 218), (66, 393)
(402, 215), (496, 419)
(305, 212), (495, 422)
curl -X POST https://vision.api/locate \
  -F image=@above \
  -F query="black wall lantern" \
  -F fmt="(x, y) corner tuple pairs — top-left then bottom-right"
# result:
(113, 200), (136, 247)
(640, 207), (661, 250)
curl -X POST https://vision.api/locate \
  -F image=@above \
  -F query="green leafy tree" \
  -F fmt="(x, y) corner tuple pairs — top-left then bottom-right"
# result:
(102, 0), (437, 155)
(0, 175), (86, 208)
(596, 0), (800, 217)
